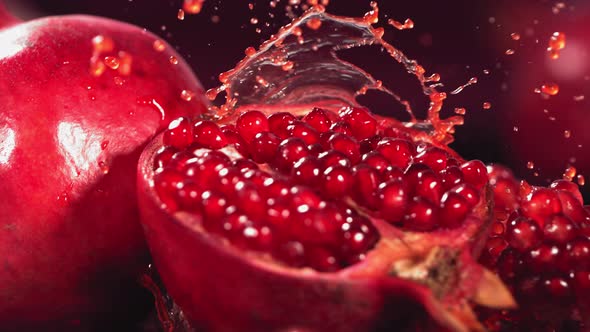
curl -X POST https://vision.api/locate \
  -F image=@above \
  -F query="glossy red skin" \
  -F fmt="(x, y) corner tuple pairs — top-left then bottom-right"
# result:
(0, 10), (207, 331)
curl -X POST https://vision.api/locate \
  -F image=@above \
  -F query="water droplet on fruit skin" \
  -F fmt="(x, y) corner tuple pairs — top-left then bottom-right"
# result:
(153, 40), (166, 52)
(169, 56), (179, 65)
(101, 141), (109, 150)
(98, 161), (109, 174)
(181, 90), (195, 101)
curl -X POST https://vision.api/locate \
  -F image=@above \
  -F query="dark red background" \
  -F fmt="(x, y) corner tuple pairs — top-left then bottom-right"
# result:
(5, 0), (590, 201)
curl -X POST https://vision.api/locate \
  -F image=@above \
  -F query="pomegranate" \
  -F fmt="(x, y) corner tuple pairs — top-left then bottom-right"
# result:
(0, 2), (207, 330)
(138, 105), (517, 332)
(479, 165), (590, 331)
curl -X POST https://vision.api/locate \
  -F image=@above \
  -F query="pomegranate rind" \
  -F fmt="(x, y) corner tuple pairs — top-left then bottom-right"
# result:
(138, 130), (514, 332)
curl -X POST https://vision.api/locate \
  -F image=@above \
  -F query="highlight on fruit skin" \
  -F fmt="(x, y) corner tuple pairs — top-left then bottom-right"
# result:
(138, 104), (516, 332)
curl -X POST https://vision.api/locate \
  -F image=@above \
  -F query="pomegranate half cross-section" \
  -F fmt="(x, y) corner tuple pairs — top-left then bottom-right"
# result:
(138, 106), (515, 332)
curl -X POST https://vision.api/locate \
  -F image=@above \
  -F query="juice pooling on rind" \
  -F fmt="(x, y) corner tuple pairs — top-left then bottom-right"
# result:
(138, 5), (515, 332)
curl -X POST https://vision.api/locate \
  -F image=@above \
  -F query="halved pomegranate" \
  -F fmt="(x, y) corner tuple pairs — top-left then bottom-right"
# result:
(479, 165), (590, 331)
(137, 104), (515, 331)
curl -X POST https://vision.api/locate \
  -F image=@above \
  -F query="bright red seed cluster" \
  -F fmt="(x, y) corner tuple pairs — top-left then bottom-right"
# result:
(480, 165), (590, 330)
(153, 107), (487, 271)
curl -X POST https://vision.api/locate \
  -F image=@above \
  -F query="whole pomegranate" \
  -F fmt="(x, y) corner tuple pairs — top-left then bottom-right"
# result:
(0, 2), (207, 330)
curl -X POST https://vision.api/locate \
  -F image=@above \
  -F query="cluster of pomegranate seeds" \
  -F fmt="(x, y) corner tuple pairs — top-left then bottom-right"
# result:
(480, 165), (590, 331)
(152, 107), (488, 271)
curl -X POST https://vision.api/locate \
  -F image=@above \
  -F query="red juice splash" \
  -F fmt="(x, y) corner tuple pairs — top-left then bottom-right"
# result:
(206, 4), (465, 145)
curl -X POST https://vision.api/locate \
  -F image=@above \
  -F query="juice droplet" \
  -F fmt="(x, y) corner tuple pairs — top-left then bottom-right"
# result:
(574, 95), (585, 101)
(510, 32), (521, 41)
(450, 77), (478, 95)
(363, 2), (379, 24)
(388, 18), (414, 30)
(454, 107), (466, 115)
(577, 174), (585, 186)
(101, 141), (109, 150)
(505, 49), (515, 55)
(153, 40), (166, 52)
(92, 35), (114, 53)
(245, 47), (257, 57)
(169, 55), (179, 65)
(256, 76), (270, 88)
(564, 130), (571, 138)
(90, 59), (106, 77)
(563, 165), (577, 181)
(306, 17), (322, 30)
(113, 76), (125, 86)
(483, 102), (492, 109)
(181, 89), (195, 101)
(547, 32), (566, 59)
(177, 9), (185, 20)
(281, 61), (294, 71)
(98, 161), (109, 174)
(540, 82), (559, 96)
(526, 161), (535, 169)
(250, 17), (259, 24)
(425, 73), (440, 82)
(104, 56), (120, 70)
(183, 0), (205, 14)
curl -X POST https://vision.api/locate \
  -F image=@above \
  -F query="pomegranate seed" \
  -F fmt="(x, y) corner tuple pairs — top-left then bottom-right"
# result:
(439, 192), (470, 228)
(361, 151), (390, 174)
(403, 197), (438, 231)
(543, 215), (577, 244)
(273, 137), (309, 172)
(241, 223), (274, 251)
(268, 112), (296, 139)
(326, 133), (360, 164)
(221, 126), (250, 157)
(329, 121), (353, 136)
(506, 217), (543, 252)
(305, 246), (340, 272)
(414, 170), (443, 205)
(176, 181), (202, 212)
(571, 271), (590, 295)
(193, 120), (227, 149)
(153, 146), (178, 169)
(249, 132), (281, 164)
(163, 117), (193, 149)
(550, 179), (584, 205)
(414, 147), (449, 172)
(376, 138), (414, 169)
(200, 190), (228, 230)
(351, 165), (382, 209)
(236, 110), (269, 142)
(339, 106), (377, 139)
(566, 238), (590, 270)
(318, 150), (351, 169)
(321, 165), (354, 198)
(288, 121), (320, 145)
(275, 241), (306, 268)
(459, 160), (488, 189)
(292, 156), (322, 186)
(542, 277), (572, 299)
(521, 188), (563, 227)
(303, 108), (332, 132)
(359, 135), (382, 155)
(153, 167), (184, 212)
(378, 179), (409, 224)
(439, 166), (464, 190)
(450, 183), (480, 208)
(525, 244), (562, 274)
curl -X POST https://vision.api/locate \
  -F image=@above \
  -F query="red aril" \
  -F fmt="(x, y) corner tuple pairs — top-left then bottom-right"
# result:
(0, 2), (207, 330)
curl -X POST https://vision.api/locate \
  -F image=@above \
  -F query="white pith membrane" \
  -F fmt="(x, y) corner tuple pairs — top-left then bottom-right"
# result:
(138, 6), (517, 332)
